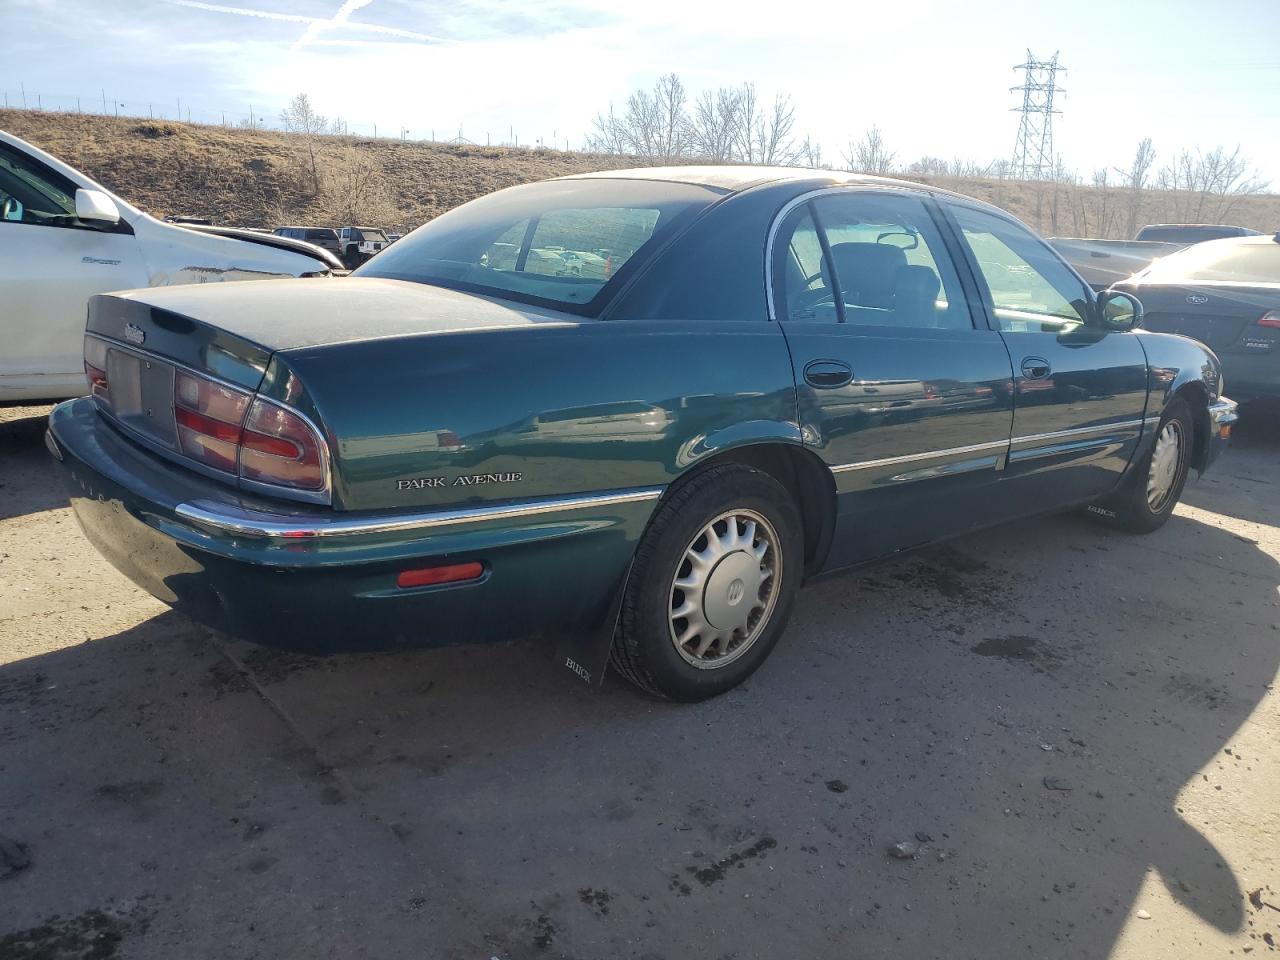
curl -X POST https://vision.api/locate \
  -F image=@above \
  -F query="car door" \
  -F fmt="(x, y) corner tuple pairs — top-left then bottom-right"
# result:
(943, 202), (1149, 510)
(0, 140), (147, 399)
(772, 188), (1016, 567)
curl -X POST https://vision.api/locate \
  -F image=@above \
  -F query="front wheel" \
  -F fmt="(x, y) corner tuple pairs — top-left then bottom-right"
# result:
(1100, 398), (1194, 533)
(610, 464), (803, 701)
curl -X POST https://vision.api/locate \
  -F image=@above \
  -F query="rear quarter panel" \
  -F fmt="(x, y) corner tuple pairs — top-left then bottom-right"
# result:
(265, 319), (800, 511)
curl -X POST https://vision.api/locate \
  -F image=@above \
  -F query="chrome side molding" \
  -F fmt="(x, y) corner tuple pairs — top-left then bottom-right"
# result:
(175, 486), (666, 540)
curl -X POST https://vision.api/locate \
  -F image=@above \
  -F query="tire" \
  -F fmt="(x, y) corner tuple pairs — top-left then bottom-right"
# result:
(1101, 398), (1194, 534)
(610, 464), (803, 701)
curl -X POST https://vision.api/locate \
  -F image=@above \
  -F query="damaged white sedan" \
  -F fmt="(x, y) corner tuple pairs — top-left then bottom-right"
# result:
(0, 130), (341, 403)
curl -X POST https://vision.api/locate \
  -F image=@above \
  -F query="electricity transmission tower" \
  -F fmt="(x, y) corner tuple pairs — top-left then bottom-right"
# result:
(1010, 50), (1065, 180)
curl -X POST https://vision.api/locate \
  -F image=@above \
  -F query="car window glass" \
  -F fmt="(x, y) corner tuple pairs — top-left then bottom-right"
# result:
(773, 192), (972, 329)
(0, 143), (79, 227)
(952, 205), (1090, 332)
(358, 179), (718, 316)
(771, 206), (833, 322)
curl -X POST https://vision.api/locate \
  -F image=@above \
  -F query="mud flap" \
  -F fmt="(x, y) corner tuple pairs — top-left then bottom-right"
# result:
(553, 561), (632, 690)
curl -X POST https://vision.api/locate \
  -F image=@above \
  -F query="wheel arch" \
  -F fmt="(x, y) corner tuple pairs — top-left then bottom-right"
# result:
(1170, 380), (1211, 472)
(664, 438), (837, 579)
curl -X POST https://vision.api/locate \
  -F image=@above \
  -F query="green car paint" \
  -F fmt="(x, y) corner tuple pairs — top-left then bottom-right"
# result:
(47, 168), (1234, 687)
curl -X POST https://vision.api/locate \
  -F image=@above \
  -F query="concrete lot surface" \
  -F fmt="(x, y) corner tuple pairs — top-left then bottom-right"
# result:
(1, 403), (1278, 959)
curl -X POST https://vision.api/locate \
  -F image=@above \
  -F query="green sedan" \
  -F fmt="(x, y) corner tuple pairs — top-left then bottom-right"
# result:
(46, 166), (1237, 701)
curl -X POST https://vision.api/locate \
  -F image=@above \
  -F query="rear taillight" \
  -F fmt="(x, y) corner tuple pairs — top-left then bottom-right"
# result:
(84, 337), (329, 498)
(174, 370), (251, 472)
(239, 398), (327, 492)
(84, 336), (110, 401)
(1257, 310), (1280, 329)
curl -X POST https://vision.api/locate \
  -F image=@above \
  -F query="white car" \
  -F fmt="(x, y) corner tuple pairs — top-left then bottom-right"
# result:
(0, 130), (340, 403)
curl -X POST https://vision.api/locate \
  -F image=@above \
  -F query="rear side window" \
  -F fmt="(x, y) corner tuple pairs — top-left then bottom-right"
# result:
(1142, 241), (1280, 285)
(772, 191), (972, 329)
(357, 179), (720, 316)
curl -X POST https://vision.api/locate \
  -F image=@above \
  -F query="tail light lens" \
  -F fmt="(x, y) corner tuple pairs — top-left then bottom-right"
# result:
(84, 336), (328, 499)
(175, 371), (251, 472)
(84, 336), (110, 401)
(239, 398), (327, 491)
(1257, 310), (1280, 329)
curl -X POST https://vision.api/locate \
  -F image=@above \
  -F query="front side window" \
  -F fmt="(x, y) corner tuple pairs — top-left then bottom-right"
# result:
(356, 179), (720, 316)
(772, 190), (972, 329)
(0, 143), (79, 227)
(951, 205), (1091, 332)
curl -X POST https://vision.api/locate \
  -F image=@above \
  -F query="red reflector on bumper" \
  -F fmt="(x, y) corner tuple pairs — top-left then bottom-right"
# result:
(396, 562), (484, 588)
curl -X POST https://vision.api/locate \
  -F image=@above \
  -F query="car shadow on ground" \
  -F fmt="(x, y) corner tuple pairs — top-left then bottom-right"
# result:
(1182, 406), (1280, 528)
(2, 503), (1277, 957)
(0, 407), (66, 521)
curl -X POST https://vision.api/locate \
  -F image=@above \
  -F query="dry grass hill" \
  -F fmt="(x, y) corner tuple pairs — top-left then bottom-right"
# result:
(3, 108), (1278, 238)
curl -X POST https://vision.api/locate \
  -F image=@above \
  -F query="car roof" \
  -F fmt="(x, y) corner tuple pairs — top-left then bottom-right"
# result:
(557, 164), (1005, 211)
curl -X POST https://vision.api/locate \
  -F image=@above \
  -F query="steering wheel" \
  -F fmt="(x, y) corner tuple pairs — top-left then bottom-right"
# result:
(791, 283), (835, 314)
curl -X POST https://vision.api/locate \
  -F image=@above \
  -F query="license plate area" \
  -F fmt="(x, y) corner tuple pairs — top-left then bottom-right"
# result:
(106, 348), (177, 448)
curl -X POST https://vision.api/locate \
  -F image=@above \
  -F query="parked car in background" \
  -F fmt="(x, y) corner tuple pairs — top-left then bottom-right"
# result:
(1048, 237), (1180, 291)
(274, 225), (342, 257)
(46, 166), (1235, 702)
(1135, 224), (1263, 244)
(0, 130), (339, 404)
(337, 225), (391, 268)
(1112, 233), (1280, 402)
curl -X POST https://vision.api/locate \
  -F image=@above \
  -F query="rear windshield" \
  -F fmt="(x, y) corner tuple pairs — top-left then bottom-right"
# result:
(305, 229), (337, 241)
(1142, 241), (1280, 285)
(355, 179), (722, 316)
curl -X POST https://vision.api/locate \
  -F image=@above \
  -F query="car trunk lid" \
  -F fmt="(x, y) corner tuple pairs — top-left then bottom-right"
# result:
(1125, 282), (1280, 351)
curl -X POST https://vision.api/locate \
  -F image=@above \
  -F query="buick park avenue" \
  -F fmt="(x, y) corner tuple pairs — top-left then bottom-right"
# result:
(45, 167), (1237, 701)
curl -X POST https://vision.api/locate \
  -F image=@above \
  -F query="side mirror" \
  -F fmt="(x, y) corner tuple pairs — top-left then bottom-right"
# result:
(1097, 290), (1143, 331)
(1, 197), (23, 221)
(74, 188), (120, 225)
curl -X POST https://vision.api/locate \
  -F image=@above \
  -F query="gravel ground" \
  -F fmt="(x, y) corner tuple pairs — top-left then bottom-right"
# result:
(1, 402), (1277, 960)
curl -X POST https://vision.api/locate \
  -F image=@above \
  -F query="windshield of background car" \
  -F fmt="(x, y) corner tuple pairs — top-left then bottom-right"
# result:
(1141, 240), (1280, 285)
(355, 179), (724, 315)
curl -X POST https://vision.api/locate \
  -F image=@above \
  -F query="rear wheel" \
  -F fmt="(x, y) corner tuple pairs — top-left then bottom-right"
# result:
(1099, 398), (1194, 533)
(610, 464), (802, 701)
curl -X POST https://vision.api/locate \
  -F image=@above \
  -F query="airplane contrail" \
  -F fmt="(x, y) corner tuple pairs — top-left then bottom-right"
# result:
(166, 0), (446, 43)
(293, 0), (374, 50)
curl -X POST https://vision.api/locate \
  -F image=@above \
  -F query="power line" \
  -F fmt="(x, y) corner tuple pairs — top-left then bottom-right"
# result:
(1010, 49), (1065, 181)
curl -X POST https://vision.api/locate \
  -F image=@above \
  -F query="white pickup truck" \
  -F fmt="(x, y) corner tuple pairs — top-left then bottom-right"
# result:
(0, 130), (341, 403)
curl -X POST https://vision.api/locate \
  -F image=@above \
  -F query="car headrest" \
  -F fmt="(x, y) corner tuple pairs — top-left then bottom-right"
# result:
(895, 264), (940, 301)
(829, 242), (908, 304)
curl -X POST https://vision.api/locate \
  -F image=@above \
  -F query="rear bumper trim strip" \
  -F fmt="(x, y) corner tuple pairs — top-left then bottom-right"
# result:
(174, 486), (665, 539)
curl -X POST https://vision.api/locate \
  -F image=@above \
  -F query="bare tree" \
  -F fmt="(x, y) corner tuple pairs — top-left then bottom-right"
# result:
(689, 87), (741, 162)
(322, 146), (398, 227)
(845, 125), (895, 175)
(587, 75), (811, 166)
(755, 93), (799, 165)
(1116, 137), (1156, 237)
(798, 136), (824, 169)
(1156, 145), (1269, 222)
(279, 93), (328, 196)
(586, 104), (629, 155)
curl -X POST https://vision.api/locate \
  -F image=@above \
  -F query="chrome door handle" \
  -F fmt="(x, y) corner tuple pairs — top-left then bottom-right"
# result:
(803, 359), (853, 389)
(1021, 357), (1051, 380)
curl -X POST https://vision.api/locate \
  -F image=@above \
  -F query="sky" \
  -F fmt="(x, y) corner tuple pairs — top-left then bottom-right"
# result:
(2, 0), (1278, 184)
